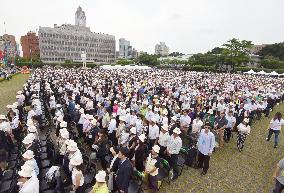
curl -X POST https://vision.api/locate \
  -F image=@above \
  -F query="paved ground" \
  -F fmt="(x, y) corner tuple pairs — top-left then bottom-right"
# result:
(160, 104), (284, 193)
(0, 74), (29, 114)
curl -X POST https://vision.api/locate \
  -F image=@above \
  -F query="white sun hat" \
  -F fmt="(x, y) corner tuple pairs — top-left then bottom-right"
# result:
(60, 128), (69, 139)
(161, 124), (169, 131)
(23, 133), (35, 145)
(0, 115), (6, 120)
(60, 121), (67, 128)
(130, 127), (136, 134)
(70, 156), (83, 166)
(244, 118), (250, 123)
(57, 116), (64, 123)
(138, 134), (146, 142)
(22, 150), (35, 159)
(67, 140), (78, 151)
(95, 170), (107, 183)
(152, 145), (160, 154)
(173, 127), (181, 135)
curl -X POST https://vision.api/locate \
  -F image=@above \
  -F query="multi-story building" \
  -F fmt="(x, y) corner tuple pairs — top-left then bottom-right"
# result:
(21, 32), (40, 59)
(155, 42), (169, 56)
(38, 6), (116, 63)
(249, 44), (269, 55)
(119, 38), (132, 59)
(0, 34), (18, 58)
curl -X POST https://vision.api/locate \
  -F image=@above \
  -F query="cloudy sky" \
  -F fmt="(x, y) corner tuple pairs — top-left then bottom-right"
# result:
(1, 0), (284, 54)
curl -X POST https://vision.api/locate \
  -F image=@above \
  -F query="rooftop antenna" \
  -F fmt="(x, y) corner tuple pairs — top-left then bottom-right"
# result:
(4, 21), (6, 34)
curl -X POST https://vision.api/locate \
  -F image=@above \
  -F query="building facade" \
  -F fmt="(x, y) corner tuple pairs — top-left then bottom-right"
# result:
(119, 38), (132, 59)
(155, 42), (169, 56)
(21, 32), (40, 59)
(38, 7), (116, 63)
(0, 34), (18, 58)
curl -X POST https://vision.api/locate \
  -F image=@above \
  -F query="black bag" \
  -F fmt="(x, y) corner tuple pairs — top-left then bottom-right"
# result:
(185, 146), (197, 167)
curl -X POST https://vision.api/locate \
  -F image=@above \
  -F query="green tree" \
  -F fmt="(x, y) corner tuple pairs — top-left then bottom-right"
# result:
(257, 42), (284, 61)
(260, 56), (284, 69)
(136, 54), (160, 66)
(220, 38), (253, 70)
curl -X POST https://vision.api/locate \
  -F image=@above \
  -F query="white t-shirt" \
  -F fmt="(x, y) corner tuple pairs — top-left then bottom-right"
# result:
(269, 119), (284, 131)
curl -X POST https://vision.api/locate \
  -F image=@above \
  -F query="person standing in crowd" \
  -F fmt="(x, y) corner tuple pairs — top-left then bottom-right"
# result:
(145, 145), (161, 193)
(108, 147), (120, 192)
(92, 130), (108, 170)
(273, 157), (284, 193)
(236, 118), (251, 152)
(18, 163), (39, 193)
(266, 112), (284, 148)
(158, 124), (170, 159)
(134, 134), (147, 172)
(224, 110), (236, 142)
(148, 118), (159, 149)
(214, 111), (228, 148)
(197, 122), (215, 175)
(88, 170), (109, 193)
(166, 128), (182, 180)
(70, 158), (84, 193)
(116, 147), (133, 193)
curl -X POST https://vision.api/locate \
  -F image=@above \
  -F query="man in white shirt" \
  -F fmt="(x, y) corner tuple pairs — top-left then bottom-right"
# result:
(197, 122), (215, 175)
(148, 118), (160, 149)
(180, 110), (191, 134)
(158, 124), (170, 158)
(224, 111), (236, 142)
(166, 128), (182, 180)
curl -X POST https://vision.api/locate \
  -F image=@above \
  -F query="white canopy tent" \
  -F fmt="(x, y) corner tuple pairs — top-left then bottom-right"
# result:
(257, 70), (267, 75)
(244, 69), (256, 74)
(269, 71), (279, 76)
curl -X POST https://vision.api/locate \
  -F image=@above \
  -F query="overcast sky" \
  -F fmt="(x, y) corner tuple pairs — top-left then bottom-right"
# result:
(1, 0), (284, 54)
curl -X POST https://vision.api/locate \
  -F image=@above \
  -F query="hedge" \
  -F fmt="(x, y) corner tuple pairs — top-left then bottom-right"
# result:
(234, 66), (284, 74)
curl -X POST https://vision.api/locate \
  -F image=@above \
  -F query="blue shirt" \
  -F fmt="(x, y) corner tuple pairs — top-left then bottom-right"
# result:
(197, 129), (215, 155)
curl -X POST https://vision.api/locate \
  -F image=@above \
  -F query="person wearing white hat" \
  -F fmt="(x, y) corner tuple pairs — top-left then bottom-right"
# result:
(18, 163), (39, 193)
(180, 110), (192, 134)
(57, 128), (69, 164)
(49, 95), (56, 118)
(128, 127), (138, 160)
(148, 117), (159, 150)
(70, 157), (84, 193)
(169, 116), (178, 135)
(197, 122), (215, 175)
(22, 150), (39, 176)
(237, 118), (251, 152)
(166, 127), (182, 180)
(88, 170), (109, 193)
(145, 145), (161, 193)
(145, 106), (154, 122)
(158, 124), (170, 158)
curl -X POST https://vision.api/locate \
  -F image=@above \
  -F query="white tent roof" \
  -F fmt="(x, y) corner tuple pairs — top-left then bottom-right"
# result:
(244, 69), (256, 74)
(270, 71), (279, 76)
(257, 70), (267, 75)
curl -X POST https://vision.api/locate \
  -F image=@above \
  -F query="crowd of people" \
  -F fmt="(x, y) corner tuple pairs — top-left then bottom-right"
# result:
(0, 67), (283, 193)
(0, 66), (19, 80)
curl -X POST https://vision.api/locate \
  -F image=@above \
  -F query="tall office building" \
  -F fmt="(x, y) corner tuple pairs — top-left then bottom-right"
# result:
(119, 38), (132, 59)
(38, 6), (116, 63)
(21, 32), (40, 59)
(155, 42), (169, 56)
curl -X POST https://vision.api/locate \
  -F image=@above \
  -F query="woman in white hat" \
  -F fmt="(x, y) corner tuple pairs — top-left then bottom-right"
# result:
(18, 163), (39, 193)
(145, 145), (160, 193)
(70, 158), (84, 193)
(22, 150), (39, 176)
(88, 170), (108, 193)
(57, 128), (69, 164)
(134, 134), (147, 172)
(237, 118), (251, 152)
(128, 127), (138, 160)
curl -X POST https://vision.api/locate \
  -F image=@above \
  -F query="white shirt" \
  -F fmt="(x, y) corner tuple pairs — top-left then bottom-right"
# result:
(19, 174), (39, 193)
(269, 119), (284, 131)
(197, 129), (215, 155)
(108, 119), (117, 134)
(225, 115), (236, 128)
(167, 135), (182, 155)
(217, 103), (226, 112)
(72, 168), (84, 187)
(158, 131), (170, 147)
(192, 119), (203, 133)
(237, 123), (251, 134)
(148, 124), (160, 140)
(11, 116), (19, 129)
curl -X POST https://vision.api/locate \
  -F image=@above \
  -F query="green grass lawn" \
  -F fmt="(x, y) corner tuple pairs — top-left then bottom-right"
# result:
(160, 104), (284, 193)
(0, 74), (29, 114)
